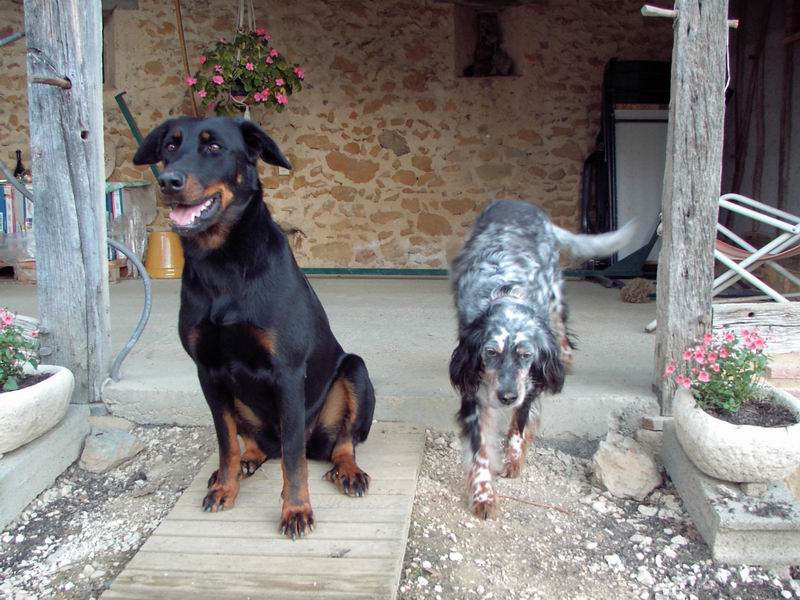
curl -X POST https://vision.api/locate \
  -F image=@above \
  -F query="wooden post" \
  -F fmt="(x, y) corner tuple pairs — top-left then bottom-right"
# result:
(652, 0), (730, 414)
(24, 0), (111, 404)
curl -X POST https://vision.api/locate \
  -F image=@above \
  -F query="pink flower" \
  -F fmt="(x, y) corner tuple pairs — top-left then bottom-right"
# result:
(263, 32), (272, 41)
(697, 370), (710, 383)
(197, 89), (208, 98)
(293, 66), (305, 79)
(218, 37), (226, 43)
(706, 352), (717, 364)
(275, 92), (288, 105)
(270, 48), (279, 58)
(754, 338), (765, 350)
(682, 350), (693, 360)
(211, 75), (224, 85)
(693, 347), (705, 365)
(0, 310), (12, 328)
(199, 55), (207, 65)
(724, 331), (735, 342)
(664, 361), (676, 377)
(676, 375), (692, 389)
(214, 64), (223, 73)
(703, 333), (713, 346)
(260, 88), (271, 98)
(719, 346), (729, 359)
(255, 27), (266, 37)
(741, 329), (750, 338)
(275, 78), (284, 86)
(30, 329), (39, 338)
(184, 76), (197, 86)
(265, 56), (274, 65)
(711, 363), (720, 373)
(245, 62), (255, 71)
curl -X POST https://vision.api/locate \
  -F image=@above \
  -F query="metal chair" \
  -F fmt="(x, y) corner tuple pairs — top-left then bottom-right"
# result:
(644, 193), (800, 332)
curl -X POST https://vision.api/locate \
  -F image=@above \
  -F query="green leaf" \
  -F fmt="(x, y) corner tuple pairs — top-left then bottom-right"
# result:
(3, 378), (18, 392)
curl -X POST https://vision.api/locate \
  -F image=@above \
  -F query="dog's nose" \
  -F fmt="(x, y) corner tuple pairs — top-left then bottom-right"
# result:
(158, 171), (186, 194)
(500, 392), (518, 405)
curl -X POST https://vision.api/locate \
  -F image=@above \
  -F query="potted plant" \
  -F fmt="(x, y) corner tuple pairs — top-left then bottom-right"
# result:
(0, 308), (74, 455)
(665, 329), (800, 483)
(186, 28), (305, 116)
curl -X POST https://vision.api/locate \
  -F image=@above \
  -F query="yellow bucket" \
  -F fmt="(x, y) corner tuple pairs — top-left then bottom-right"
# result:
(144, 231), (184, 279)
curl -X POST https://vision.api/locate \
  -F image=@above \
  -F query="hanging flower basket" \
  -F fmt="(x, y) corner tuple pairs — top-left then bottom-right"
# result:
(186, 28), (305, 116)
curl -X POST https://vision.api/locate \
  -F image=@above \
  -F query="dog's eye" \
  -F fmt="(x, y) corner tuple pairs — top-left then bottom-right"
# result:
(485, 348), (498, 357)
(206, 143), (222, 154)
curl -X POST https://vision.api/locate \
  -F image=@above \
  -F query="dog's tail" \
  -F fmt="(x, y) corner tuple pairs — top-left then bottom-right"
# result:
(552, 219), (638, 259)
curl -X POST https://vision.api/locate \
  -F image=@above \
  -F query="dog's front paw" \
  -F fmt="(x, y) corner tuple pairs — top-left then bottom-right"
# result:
(324, 464), (371, 497)
(469, 495), (497, 519)
(202, 481), (239, 513)
(279, 503), (315, 539)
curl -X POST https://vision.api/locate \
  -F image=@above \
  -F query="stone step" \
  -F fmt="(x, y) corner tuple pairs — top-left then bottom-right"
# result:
(767, 378), (800, 400)
(766, 353), (800, 380)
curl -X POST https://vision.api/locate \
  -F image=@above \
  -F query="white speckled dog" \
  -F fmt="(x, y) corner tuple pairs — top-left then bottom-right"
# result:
(449, 200), (636, 518)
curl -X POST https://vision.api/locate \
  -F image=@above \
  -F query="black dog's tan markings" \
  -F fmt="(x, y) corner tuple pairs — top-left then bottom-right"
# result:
(134, 116), (376, 538)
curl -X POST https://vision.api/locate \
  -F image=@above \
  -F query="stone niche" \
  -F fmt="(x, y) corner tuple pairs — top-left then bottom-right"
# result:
(454, 5), (519, 77)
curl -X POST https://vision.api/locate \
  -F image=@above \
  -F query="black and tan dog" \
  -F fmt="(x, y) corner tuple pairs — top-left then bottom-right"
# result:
(134, 117), (376, 538)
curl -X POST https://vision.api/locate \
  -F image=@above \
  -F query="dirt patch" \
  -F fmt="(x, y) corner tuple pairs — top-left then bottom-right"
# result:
(707, 398), (797, 428)
(398, 430), (799, 600)
(0, 424), (215, 599)
(12, 372), (52, 391)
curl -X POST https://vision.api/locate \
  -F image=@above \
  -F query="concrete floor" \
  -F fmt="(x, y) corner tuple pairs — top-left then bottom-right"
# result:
(0, 277), (659, 438)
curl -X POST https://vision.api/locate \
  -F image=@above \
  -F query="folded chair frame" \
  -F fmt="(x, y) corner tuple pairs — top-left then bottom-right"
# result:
(713, 193), (800, 303)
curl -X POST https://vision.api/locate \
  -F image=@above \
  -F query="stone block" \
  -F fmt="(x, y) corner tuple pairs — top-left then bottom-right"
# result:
(641, 415), (672, 431)
(79, 427), (144, 473)
(592, 433), (662, 501)
(662, 421), (800, 566)
(0, 405), (89, 530)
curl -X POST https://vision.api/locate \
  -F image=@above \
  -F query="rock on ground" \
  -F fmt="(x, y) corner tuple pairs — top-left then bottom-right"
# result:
(592, 432), (662, 501)
(79, 428), (145, 474)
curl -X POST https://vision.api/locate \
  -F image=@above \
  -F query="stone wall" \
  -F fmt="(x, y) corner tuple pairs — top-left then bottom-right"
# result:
(0, 0), (672, 269)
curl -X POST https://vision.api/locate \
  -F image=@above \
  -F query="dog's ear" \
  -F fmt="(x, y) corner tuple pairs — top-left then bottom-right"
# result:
(133, 119), (176, 165)
(237, 119), (292, 169)
(449, 317), (485, 397)
(531, 334), (565, 395)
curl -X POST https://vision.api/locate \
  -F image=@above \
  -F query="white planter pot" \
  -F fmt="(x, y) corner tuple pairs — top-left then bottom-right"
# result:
(0, 365), (75, 455)
(673, 384), (800, 483)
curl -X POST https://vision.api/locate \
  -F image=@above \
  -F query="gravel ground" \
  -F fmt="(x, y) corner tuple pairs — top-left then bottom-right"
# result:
(0, 425), (215, 600)
(398, 430), (800, 600)
(1, 424), (798, 600)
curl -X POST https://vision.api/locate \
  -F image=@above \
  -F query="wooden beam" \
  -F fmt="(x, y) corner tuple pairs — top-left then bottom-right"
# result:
(713, 303), (800, 355)
(651, 0), (730, 414)
(24, 0), (111, 404)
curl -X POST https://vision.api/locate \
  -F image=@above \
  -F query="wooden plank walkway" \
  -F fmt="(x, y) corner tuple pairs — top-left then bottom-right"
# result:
(104, 423), (425, 600)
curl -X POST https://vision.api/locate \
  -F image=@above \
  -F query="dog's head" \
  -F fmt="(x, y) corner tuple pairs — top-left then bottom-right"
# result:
(133, 117), (291, 241)
(450, 297), (565, 409)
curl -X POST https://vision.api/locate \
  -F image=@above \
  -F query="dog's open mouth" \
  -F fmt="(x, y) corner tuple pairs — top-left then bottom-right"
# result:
(169, 193), (222, 233)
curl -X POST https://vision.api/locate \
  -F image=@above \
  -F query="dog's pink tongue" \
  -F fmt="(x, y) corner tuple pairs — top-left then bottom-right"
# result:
(170, 204), (202, 226)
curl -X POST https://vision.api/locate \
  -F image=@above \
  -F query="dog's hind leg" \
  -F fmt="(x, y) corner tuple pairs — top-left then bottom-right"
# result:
(319, 354), (376, 497)
(501, 395), (541, 478)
